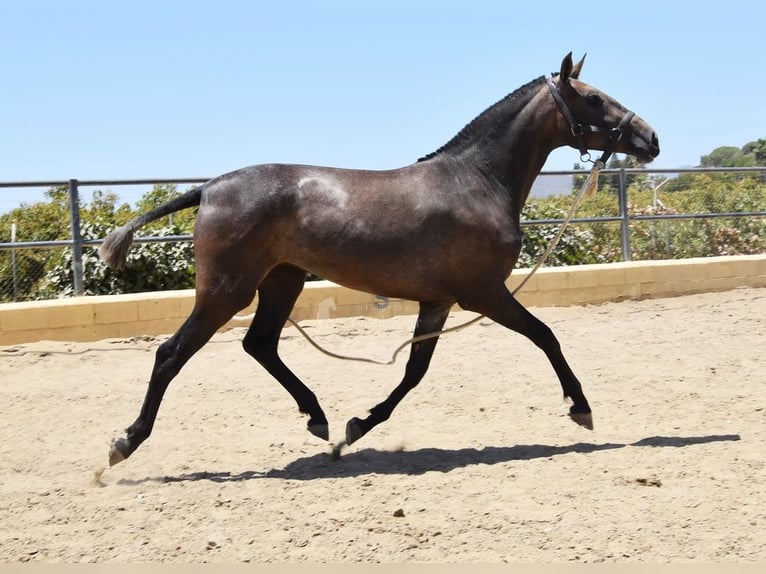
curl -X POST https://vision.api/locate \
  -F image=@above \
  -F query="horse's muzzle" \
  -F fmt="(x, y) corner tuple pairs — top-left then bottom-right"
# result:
(649, 131), (660, 157)
(634, 130), (660, 164)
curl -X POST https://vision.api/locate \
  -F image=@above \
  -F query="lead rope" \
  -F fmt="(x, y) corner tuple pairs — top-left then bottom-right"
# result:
(270, 162), (603, 366)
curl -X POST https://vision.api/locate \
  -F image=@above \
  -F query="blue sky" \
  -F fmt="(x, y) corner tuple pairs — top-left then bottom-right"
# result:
(1, 0), (764, 211)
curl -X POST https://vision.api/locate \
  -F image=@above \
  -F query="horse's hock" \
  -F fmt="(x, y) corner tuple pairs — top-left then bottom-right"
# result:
(1, 255), (765, 346)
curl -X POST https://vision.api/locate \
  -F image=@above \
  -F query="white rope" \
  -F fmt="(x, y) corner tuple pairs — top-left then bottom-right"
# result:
(238, 163), (603, 366)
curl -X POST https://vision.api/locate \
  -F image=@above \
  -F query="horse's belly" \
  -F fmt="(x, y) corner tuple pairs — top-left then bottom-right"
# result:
(292, 236), (514, 303)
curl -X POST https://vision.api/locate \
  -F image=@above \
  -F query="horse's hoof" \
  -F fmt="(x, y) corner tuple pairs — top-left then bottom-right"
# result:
(330, 441), (347, 461)
(569, 411), (594, 430)
(345, 417), (365, 445)
(308, 422), (329, 441)
(108, 438), (129, 467)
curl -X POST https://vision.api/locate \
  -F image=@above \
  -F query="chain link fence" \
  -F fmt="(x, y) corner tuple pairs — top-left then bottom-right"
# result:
(1, 168), (765, 303)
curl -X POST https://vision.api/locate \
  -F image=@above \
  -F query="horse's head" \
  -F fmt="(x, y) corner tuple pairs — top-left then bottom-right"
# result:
(548, 52), (660, 165)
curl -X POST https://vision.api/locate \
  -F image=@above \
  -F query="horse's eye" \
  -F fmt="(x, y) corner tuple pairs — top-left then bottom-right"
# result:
(586, 94), (603, 108)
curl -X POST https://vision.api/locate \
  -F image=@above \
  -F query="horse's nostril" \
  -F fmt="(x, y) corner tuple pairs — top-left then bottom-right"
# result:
(651, 132), (660, 155)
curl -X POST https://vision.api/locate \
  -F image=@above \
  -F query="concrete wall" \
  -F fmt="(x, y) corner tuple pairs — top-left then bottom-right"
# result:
(1, 254), (765, 345)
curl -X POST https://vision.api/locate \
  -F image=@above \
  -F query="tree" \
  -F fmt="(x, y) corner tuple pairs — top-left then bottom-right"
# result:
(663, 139), (766, 193)
(35, 184), (197, 298)
(0, 187), (73, 301)
(134, 183), (197, 231)
(572, 153), (649, 195)
(36, 222), (195, 297)
(742, 139), (766, 165)
(700, 145), (756, 168)
(1, 183), (199, 300)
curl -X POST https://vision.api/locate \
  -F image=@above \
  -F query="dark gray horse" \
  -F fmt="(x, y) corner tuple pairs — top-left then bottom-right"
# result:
(100, 53), (659, 466)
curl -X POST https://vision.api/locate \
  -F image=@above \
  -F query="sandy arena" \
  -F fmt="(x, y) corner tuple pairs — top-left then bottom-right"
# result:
(1, 287), (764, 562)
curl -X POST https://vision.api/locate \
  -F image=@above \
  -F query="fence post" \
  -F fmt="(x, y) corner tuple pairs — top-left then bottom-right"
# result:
(68, 178), (85, 296)
(617, 168), (632, 261)
(11, 222), (19, 300)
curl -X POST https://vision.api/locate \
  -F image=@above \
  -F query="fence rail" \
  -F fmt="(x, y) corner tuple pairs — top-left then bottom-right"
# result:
(1, 167), (765, 301)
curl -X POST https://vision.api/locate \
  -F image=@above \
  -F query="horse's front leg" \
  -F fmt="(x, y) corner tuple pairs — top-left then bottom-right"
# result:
(459, 284), (593, 429)
(345, 301), (453, 446)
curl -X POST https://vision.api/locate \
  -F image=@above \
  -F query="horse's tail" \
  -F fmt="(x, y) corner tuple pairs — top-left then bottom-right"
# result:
(99, 185), (204, 270)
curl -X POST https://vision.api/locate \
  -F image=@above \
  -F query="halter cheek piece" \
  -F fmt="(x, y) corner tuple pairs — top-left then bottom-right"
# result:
(546, 76), (635, 167)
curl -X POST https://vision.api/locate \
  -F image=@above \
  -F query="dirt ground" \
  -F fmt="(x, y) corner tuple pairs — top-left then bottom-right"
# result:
(1, 287), (764, 563)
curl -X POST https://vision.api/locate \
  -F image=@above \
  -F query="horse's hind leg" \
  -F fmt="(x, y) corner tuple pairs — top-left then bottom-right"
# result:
(109, 289), (255, 466)
(345, 301), (453, 445)
(460, 285), (593, 429)
(242, 265), (329, 441)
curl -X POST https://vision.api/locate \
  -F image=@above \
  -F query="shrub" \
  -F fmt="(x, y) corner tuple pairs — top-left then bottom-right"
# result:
(35, 223), (195, 297)
(519, 201), (609, 267)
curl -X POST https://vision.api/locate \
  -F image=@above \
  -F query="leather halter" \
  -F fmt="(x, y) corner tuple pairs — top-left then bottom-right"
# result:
(546, 76), (635, 167)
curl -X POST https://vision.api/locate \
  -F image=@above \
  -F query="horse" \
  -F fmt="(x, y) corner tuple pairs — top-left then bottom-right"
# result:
(99, 53), (660, 466)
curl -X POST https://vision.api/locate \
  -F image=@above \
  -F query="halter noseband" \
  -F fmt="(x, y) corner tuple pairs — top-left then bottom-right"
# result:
(546, 76), (635, 167)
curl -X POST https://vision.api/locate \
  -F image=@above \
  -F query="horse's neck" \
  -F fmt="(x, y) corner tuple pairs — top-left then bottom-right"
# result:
(468, 93), (557, 206)
(424, 80), (562, 209)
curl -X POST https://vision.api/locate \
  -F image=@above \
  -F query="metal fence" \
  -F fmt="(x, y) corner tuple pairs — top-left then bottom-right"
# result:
(1, 167), (765, 302)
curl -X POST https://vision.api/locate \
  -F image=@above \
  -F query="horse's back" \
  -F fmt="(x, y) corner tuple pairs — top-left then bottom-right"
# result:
(197, 161), (435, 233)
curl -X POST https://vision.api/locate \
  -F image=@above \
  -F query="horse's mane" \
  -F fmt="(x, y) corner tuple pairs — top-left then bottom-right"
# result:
(417, 75), (546, 162)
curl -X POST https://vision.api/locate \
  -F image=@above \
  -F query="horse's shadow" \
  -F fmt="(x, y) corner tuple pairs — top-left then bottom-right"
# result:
(116, 434), (740, 486)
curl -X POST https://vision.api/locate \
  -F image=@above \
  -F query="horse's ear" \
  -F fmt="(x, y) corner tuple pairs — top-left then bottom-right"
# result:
(570, 53), (586, 79)
(559, 52), (574, 80)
